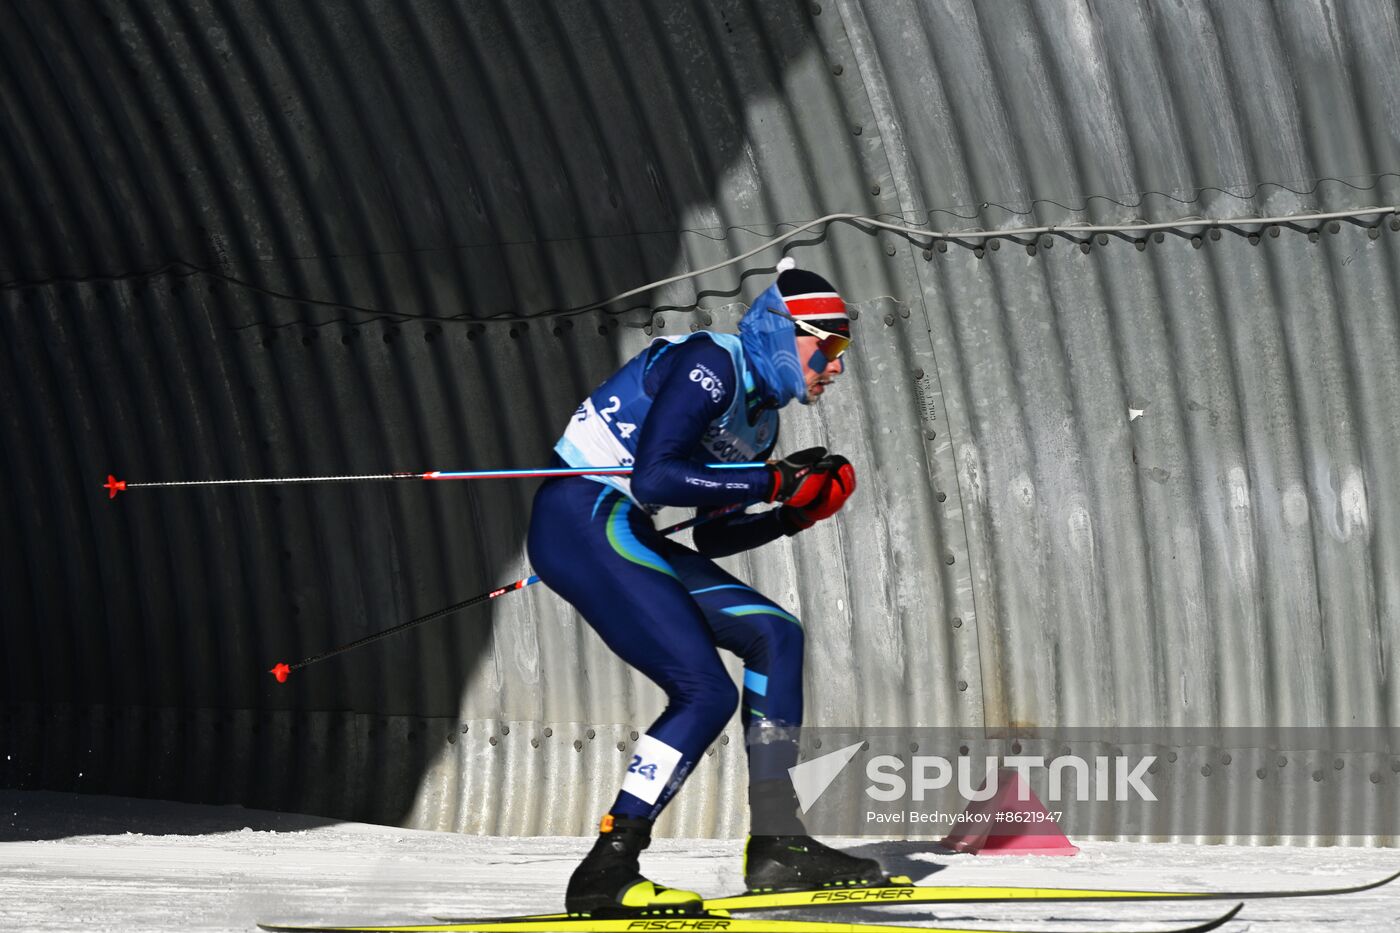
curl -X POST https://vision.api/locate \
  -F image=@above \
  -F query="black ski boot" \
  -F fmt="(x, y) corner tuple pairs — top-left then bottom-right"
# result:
(565, 815), (703, 916)
(743, 834), (886, 893)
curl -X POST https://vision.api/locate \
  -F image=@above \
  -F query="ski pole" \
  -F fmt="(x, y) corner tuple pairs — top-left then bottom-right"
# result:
(104, 463), (764, 499)
(267, 504), (743, 683)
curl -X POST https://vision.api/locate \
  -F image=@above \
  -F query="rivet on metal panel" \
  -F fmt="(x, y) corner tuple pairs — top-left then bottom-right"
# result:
(1096, 234), (1108, 246)
(643, 325), (653, 336)
(925, 429), (936, 440)
(489, 736), (498, 746)
(899, 306), (909, 319)
(1191, 236), (1203, 249)
(832, 63), (844, 76)
(1200, 765), (1211, 777)
(1153, 232), (1164, 243)
(1220, 754), (1231, 765)
(884, 242), (896, 256)
(1041, 236), (1053, 249)
(1268, 226), (1280, 238)
(1392, 760), (1400, 772)
(1278, 755), (1288, 767)
(1135, 239), (1147, 251)
(447, 734), (456, 745)
(813, 738), (822, 749)
(531, 738), (540, 748)
(871, 184), (882, 196)
(544, 727), (553, 737)
(462, 724), (470, 733)
(720, 734), (730, 745)
(848, 308), (860, 320)
(586, 728), (596, 739)
(989, 239), (1000, 251)
(1011, 742), (1022, 754)
(811, 2), (821, 13)
(1309, 230), (1321, 242)
(883, 313), (895, 326)
(913, 368), (924, 379)
(630, 730), (639, 741)
(937, 492), (947, 502)
(1334, 758), (1345, 770)
(952, 617), (962, 628)
(936, 241), (948, 253)
(1026, 244), (1037, 256)
(509, 327), (520, 339)
(973, 246), (985, 259)
(1312, 770), (1324, 782)
(943, 554), (955, 565)
(501, 725), (510, 735)
(1079, 242), (1091, 254)
(1328, 221), (1341, 234)
(1368, 226), (1381, 239)
(1391, 218), (1400, 231)
(617, 742), (626, 751)
(923, 249), (933, 260)
(574, 740), (583, 751)
(852, 124), (863, 136)
(654, 315), (665, 330)
(1248, 233), (1260, 245)
(957, 681), (968, 692)
(1255, 768), (1266, 779)
(1371, 772), (1382, 784)
(1209, 229), (1222, 241)
(1167, 752), (1178, 763)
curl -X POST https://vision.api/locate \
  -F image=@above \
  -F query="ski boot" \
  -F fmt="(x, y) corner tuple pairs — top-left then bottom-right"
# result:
(743, 834), (886, 892)
(565, 815), (703, 916)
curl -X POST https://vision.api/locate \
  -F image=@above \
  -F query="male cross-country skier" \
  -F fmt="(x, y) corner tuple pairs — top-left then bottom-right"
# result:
(527, 263), (885, 915)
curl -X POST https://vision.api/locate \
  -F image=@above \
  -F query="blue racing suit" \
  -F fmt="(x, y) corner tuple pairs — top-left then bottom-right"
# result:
(527, 332), (804, 821)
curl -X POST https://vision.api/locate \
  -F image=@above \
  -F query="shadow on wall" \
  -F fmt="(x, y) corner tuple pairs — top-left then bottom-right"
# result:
(0, 1), (827, 835)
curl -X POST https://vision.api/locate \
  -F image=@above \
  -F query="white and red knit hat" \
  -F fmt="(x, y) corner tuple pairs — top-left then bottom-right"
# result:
(775, 257), (850, 336)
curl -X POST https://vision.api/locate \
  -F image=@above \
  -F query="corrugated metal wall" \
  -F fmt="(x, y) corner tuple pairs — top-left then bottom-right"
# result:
(1, 0), (1397, 843)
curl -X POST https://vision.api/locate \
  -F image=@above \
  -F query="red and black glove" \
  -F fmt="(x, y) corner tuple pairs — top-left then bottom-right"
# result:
(766, 447), (829, 505)
(780, 456), (856, 533)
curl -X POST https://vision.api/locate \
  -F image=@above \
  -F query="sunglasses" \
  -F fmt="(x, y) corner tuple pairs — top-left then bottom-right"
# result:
(790, 315), (852, 362)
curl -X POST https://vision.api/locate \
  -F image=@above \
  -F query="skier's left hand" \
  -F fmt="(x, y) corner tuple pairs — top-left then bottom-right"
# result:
(779, 456), (855, 533)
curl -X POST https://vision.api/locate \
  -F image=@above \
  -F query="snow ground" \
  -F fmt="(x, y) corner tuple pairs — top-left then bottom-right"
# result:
(1, 790), (1396, 932)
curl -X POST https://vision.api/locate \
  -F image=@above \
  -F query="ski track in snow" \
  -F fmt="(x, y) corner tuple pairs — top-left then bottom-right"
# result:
(1, 791), (1397, 932)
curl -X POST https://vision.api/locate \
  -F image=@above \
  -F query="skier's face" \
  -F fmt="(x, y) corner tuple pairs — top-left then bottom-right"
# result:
(797, 335), (844, 400)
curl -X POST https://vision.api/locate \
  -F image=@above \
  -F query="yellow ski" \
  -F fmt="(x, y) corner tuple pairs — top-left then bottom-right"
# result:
(259, 902), (1243, 933)
(705, 867), (1399, 909)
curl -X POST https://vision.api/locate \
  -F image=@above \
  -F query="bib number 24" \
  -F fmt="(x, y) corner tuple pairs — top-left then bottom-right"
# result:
(598, 395), (637, 439)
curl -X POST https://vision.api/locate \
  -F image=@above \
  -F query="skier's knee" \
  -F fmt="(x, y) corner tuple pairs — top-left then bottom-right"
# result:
(689, 673), (739, 738)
